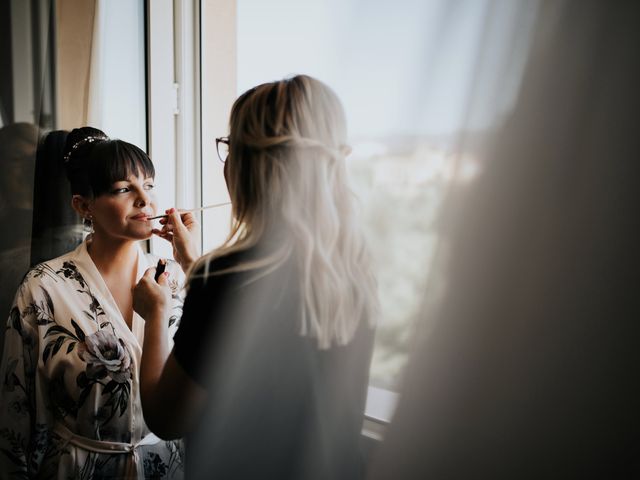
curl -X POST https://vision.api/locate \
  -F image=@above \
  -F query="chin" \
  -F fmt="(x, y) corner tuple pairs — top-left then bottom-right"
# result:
(129, 226), (153, 240)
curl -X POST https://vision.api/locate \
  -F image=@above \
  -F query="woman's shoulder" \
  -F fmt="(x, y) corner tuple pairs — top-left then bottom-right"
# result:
(187, 255), (232, 287)
(201, 250), (248, 272)
(11, 249), (81, 307)
(22, 248), (79, 287)
(186, 249), (259, 292)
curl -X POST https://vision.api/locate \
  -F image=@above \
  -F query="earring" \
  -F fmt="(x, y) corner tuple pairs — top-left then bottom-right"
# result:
(83, 215), (94, 234)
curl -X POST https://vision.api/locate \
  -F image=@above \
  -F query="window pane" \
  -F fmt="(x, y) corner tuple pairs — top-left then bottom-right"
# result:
(237, 0), (536, 390)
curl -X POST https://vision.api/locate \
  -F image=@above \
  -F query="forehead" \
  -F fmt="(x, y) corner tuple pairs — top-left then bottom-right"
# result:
(112, 172), (154, 183)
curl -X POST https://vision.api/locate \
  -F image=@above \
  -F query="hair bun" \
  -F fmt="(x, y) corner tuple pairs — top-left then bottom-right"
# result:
(63, 127), (108, 164)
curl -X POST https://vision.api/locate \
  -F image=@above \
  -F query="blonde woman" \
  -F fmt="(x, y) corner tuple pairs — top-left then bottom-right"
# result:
(133, 75), (378, 479)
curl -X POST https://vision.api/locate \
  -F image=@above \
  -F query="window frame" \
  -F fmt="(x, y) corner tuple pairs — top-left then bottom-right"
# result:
(146, 0), (202, 258)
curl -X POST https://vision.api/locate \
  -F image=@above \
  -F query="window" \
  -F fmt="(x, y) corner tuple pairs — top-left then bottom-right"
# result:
(201, 0), (537, 422)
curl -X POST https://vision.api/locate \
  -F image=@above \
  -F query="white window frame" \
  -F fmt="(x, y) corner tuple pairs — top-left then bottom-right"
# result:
(200, 0), (235, 253)
(147, 0), (202, 258)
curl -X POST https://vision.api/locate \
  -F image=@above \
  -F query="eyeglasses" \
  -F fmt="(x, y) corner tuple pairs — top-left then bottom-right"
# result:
(216, 136), (230, 163)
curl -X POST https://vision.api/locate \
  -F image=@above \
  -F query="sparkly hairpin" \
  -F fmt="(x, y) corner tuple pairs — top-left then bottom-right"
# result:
(63, 135), (108, 163)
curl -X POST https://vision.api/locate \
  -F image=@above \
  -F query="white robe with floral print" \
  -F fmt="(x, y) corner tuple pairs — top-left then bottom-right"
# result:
(0, 240), (185, 479)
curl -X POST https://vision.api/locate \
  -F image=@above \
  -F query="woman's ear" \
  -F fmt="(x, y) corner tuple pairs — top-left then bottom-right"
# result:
(71, 195), (92, 219)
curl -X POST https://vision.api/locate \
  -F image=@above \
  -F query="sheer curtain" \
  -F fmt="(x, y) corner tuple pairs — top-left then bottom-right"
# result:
(57, 0), (146, 146)
(56, 0), (97, 129)
(233, 0), (640, 476)
(236, 0), (540, 393)
(86, 0), (147, 146)
(369, 0), (640, 477)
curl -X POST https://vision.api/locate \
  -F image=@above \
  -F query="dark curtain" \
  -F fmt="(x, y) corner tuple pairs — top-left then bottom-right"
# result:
(0, 123), (39, 354)
(0, 0), (14, 125)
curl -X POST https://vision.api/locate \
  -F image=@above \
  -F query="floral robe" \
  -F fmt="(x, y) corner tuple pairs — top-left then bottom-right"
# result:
(0, 240), (185, 479)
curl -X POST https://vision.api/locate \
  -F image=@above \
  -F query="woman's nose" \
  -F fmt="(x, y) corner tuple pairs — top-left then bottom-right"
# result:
(135, 190), (151, 207)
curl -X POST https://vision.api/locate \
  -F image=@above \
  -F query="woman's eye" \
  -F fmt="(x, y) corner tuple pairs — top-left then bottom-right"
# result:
(144, 184), (155, 191)
(112, 187), (130, 194)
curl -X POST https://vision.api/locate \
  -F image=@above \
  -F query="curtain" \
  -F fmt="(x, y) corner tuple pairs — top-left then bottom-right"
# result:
(368, 0), (640, 477)
(29, 0), (97, 267)
(55, 0), (97, 129)
(236, 0), (542, 392)
(0, 123), (39, 354)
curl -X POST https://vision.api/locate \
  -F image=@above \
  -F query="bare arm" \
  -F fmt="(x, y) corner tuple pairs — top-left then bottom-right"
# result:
(141, 349), (206, 440)
(134, 267), (206, 439)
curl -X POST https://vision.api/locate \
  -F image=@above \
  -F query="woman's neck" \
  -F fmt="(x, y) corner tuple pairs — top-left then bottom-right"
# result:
(87, 234), (139, 277)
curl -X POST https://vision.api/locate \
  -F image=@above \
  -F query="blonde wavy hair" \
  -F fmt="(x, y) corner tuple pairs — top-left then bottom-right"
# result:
(193, 75), (377, 349)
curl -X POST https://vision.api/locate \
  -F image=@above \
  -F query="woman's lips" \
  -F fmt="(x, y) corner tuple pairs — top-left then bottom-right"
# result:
(131, 213), (150, 221)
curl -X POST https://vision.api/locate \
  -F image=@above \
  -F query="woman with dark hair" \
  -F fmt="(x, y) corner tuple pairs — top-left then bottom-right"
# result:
(0, 127), (194, 478)
(133, 75), (378, 479)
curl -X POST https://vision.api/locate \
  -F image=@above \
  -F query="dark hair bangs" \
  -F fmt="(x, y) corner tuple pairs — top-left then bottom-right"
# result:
(89, 140), (155, 196)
